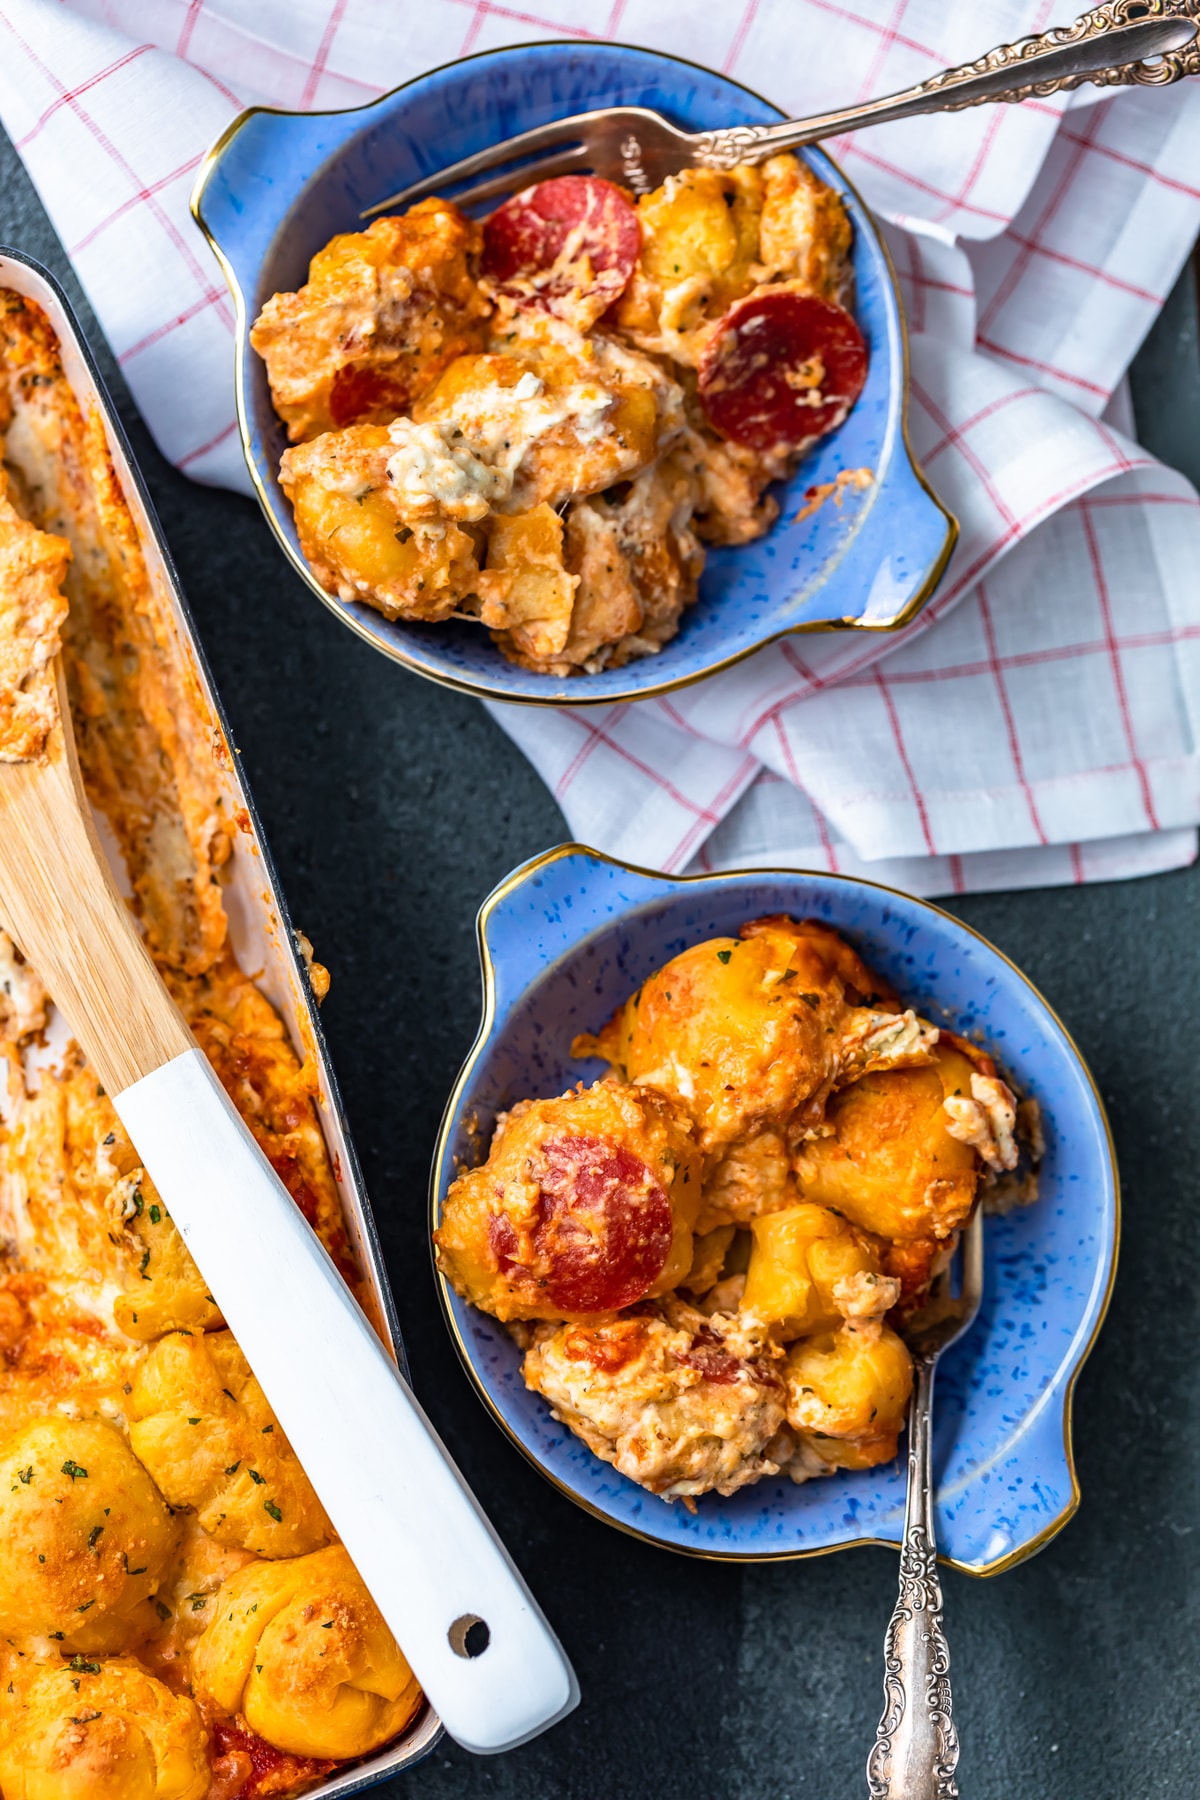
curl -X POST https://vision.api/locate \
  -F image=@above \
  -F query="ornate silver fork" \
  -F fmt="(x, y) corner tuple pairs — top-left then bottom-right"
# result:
(364, 1), (1199, 219)
(866, 1205), (985, 1800)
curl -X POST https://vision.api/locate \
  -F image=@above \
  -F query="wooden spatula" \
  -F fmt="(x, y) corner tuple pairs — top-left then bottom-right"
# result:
(0, 665), (577, 1754)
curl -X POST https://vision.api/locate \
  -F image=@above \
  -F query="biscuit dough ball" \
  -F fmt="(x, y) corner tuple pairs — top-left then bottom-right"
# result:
(793, 1042), (983, 1250)
(250, 199), (491, 442)
(411, 326), (670, 515)
(581, 916), (929, 1162)
(784, 1319), (913, 1471)
(613, 164), (766, 360)
(756, 153), (854, 298)
(483, 452), (703, 676)
(0, 1659), (208, 1800)
(128, 1332), (333, 1559)
(0, 1418), (175, 1652)
(280, 423), (492, 624)
(436, 1080), (701, 1322)
(109, 1169), (223, 1341)
(586, 914), (942, 1166)
(741, 1202), (899, 1340)
(192, 1547), (421, 1761)
(475, 502), (580, 669)
(580, 921), (840, 1157)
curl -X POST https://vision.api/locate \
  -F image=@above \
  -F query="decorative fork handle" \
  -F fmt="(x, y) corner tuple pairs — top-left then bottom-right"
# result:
(867, 1354), (959, 1800)
(695, 0), (1200, 169)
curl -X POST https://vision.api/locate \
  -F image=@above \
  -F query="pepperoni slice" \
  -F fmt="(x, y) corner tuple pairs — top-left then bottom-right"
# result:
(697, 290), (868, 454)
(482, 176), (640, 326)
(488, 1131), (673, 1313)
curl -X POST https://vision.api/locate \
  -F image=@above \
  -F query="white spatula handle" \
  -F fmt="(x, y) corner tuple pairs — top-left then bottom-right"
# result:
(114, 1048), (577, 1754)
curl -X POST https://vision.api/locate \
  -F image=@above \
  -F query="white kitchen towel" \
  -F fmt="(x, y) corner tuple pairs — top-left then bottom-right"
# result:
(2, 0), (1199, 896)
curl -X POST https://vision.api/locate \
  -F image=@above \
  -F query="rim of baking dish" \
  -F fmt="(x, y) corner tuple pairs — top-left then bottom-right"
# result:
(428, 842), (1119, 1574)
(191, 43), (959, 709)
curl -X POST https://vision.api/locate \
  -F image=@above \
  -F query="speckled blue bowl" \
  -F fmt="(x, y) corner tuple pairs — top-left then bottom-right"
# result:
(192, 42), (956, 707)
(431, 846), (1118, 1568)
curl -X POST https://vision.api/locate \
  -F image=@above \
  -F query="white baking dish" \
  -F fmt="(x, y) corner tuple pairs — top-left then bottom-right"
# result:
(0, 245), (443, 1794)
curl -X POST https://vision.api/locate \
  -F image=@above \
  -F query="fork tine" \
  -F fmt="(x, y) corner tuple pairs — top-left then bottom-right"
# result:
(439, 145), (596, 214)
(962, 1205), (984, 1311)
(360, 112), (599, 220)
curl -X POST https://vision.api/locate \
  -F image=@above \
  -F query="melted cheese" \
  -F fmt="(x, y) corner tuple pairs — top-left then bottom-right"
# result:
(386, 369), (614, 519)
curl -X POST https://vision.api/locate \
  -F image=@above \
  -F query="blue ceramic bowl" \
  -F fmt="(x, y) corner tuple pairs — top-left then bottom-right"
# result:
(192, 43), (956, 707)
(431, 847), (1118, 1568)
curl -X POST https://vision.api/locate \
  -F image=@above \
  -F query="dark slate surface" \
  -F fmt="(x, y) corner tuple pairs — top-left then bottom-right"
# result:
(2, 128), (1197, 1800)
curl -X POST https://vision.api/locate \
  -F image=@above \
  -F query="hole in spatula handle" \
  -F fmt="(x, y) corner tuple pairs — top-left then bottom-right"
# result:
(448, 1614), (491, 1659)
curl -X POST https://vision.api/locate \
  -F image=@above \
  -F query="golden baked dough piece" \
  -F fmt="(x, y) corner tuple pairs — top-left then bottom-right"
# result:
(793, 1041), (985, 1297)
(279, 421), (492, 624)
(0, 1418), (176, 1652)
(0, 1658), (209, 1800)
(0, 470), (69, 762)
(580, 915), (935, 1167)
(485, 450), (704, 675)
(109, 1169), (223, 1341)
(741, 1202), (899, 1340)
(192, 1546), (421, 1761)
(413, 317), (678, 512)
(436, 1080), (701, 1322)
(128, 1332), (334, 1559)
(475, 502), (579, 667)
(523, 1301), (790, 1498)
(614, 164), (766, 362)
(756, 152), (855, 298)
(615, 154), (852, 367)
(250, 199), (491, 442)
(784, 1319), (913, 1472)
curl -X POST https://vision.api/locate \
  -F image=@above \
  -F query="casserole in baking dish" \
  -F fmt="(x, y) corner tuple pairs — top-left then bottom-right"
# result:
(0, 251), (441, 1799)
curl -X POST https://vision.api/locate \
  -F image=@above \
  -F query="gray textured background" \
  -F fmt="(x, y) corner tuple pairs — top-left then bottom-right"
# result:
(2, 126), (1197, 1799)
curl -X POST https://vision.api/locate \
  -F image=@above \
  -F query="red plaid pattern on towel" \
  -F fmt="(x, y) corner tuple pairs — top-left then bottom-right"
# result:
(2, 0), (1199, 894)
